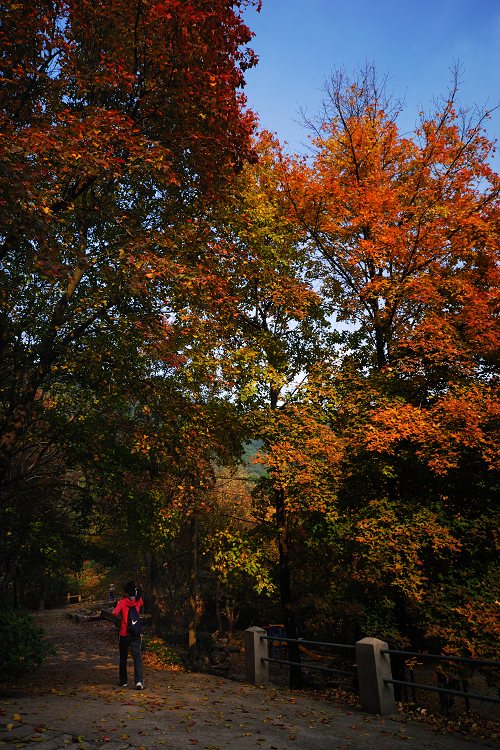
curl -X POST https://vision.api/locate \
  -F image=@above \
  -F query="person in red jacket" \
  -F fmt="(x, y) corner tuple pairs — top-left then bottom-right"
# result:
(112, 581), (144, 689)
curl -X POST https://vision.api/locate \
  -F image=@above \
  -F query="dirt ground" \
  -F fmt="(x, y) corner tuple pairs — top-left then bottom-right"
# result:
(0, 606), (498, 750)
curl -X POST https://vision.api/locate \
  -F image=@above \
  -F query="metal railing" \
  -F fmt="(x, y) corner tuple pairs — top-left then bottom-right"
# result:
(260, 634), (357, 679)
(255, 630), (499, 711)
(382, 648), (500, 708)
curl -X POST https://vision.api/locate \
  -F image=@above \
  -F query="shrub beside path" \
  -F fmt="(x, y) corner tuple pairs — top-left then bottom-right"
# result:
(0, 607), (498, 750)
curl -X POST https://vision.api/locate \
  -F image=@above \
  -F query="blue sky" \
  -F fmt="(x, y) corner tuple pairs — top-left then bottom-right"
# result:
(242, 0), (500, 166)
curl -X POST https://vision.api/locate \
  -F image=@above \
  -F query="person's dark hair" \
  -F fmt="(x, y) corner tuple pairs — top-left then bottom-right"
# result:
(124, 581), (137, 597)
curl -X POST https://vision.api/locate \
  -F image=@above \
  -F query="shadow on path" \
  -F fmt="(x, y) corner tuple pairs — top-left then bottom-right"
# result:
(0, 608), (497, 750)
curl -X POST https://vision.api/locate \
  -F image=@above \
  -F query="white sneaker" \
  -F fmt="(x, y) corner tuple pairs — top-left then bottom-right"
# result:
(135, 682), (144, 690)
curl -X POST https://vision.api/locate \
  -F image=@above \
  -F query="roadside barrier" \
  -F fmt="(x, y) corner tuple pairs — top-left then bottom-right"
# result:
(244, 627), (500, 716)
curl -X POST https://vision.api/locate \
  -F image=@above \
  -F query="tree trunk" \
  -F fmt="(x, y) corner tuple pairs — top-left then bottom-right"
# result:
(149, 553), (162, 636)
(187, 515), (197, 667)
(215, 579), (223, 635)
(275, 487), (302, 689)
(0, 383), (41, 485)
(225, 598), (238, 643)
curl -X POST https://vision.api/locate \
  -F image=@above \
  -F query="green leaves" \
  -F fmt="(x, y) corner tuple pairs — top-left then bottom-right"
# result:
(1, 607), (55, 679)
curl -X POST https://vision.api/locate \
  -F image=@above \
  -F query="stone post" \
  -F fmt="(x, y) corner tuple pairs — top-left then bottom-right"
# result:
(356, 637), (395, 715)
(244, 627), (269, 685)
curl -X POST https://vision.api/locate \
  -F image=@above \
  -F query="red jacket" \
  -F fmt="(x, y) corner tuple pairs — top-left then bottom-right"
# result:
(113, 596), (144, 637)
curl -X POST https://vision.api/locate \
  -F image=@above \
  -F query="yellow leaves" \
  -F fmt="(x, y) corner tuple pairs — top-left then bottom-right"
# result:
(131, 433), (153, 456)
(238, 380), (258, 402)
(5, 712), (22, 730)
(142, 638), (184, 672)
(353, 498), (462, 600)
(259, 404), (343, 516)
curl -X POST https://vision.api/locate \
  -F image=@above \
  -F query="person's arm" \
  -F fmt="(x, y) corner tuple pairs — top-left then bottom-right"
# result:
(101, 609), (121, 627)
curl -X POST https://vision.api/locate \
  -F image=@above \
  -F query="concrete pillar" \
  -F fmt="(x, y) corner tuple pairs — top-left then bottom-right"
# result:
(356, 637), (395, 715)
(244, 627), (269, 685)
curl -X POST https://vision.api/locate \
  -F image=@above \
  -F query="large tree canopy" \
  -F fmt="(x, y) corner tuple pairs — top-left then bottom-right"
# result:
(2, 22), (499, 665)
(0, 0), (259, 473)
(0, 0), (261, 600)
(274, 67), (500, 654)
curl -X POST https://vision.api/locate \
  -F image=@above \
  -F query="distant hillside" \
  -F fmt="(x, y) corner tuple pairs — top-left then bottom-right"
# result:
(242, 440), (267, 478)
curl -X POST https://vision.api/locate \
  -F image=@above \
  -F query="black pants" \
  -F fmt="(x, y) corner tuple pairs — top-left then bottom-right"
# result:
(118, 635), (143, 685)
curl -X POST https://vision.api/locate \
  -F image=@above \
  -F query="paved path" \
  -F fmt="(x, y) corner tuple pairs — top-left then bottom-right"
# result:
(0, 609), (498, 750)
